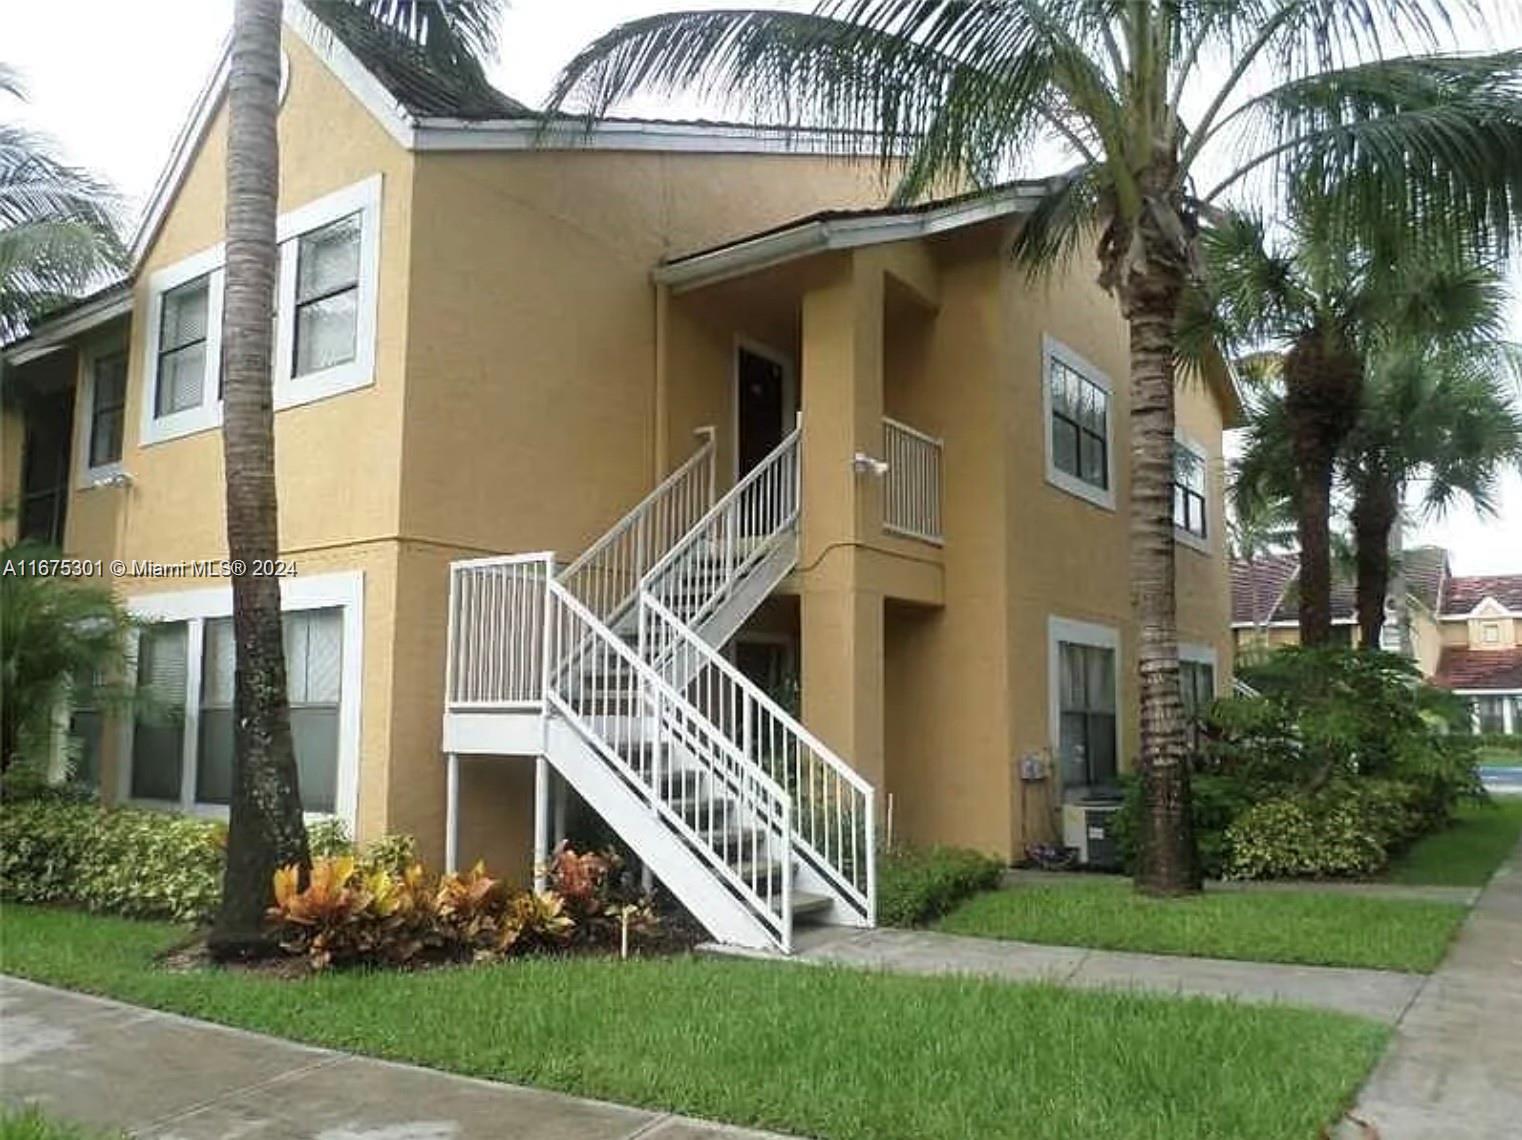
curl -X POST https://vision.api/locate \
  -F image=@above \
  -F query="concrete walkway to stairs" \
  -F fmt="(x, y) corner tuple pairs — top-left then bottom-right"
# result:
(0, 976), (789, 1140)
(785, 924), (1427, 1022)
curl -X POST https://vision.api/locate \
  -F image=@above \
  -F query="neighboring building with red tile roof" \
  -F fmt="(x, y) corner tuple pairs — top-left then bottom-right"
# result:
(1439, 574), (1522, 616)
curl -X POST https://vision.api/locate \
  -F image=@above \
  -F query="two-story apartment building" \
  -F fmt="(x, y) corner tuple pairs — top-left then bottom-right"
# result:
(2, 2), (1237, 952)
(1232, 548), (1522, 733)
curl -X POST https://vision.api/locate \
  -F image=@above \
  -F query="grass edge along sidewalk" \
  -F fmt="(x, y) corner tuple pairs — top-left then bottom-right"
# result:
(1, 905), (1386, 1140)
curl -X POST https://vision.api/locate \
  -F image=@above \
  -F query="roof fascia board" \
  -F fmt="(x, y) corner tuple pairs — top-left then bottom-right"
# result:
(1231, 617), (1358, 629)
(654, 188), (1044, 293)
(413, 117), (878, 156)
(1449, 686), (1522, 695)
(4, 291), (133, 366)
(284, 0), (417, 149)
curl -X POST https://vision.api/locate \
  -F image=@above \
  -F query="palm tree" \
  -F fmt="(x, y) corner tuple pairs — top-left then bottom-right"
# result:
(1214, 216), (1518, 649)
(0, 533), (135, 779)
(0, 65), (125, 341)
(1344, 329), (1522, 648)
(545, 0), (1522, 895)
(211, 0), (504, 955)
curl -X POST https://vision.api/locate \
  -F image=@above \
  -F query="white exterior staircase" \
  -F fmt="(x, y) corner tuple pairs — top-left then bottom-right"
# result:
(442, 424), (875, 953)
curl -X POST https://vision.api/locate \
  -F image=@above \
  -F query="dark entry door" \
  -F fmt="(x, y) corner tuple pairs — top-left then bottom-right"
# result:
(736, 346), (787, 476)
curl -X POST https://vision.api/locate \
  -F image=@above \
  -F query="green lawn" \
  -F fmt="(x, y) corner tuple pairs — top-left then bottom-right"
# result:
(1477, 744), (1522, 768)
(0, 1108), (117, 1140)
(1385, 798), (1522, 886)
(938, 880), (1465, 972)
(0, 906), (1386, 1140)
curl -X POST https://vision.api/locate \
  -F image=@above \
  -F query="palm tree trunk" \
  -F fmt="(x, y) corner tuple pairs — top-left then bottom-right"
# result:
(208, 0), (309, 958)
(1126, 275), (1201, 896)
(1351, 473), (1399, 650)
(1283, 328), (1362, 648)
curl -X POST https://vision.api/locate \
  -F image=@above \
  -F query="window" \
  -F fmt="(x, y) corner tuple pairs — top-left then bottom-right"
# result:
(197, 609), (342, 812)
(123, 572), (361, 822)
(132, 622), (188, 801)
(1051, 620), (1120, 792)
(87, 352), (127, 469)
(68, 671), (106, 790)
(1483, 623), (1501, 645)
(1173, 440), (1208, 542)
(1180, 655), (1216, 752)
(1043, 338), (1113, 509)
(155, 276), (210, 418)
(140, 175), (380, 446)
(1474, 696), (1507, 734)
(293, 214), (361, 378)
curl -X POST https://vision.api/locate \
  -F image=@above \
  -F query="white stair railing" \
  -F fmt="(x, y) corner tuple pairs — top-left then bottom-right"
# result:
(639, 423), (876, 925)
(545, 579), (793, 950)
(642, 426), (799, 635)
(641, 595), (875, 923)
(558, 428), (716, 627)
(446, 554), (551, 710)
(445, 552), (794, 952)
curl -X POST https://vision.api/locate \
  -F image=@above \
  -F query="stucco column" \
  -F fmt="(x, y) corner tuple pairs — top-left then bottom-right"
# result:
(799, 256), (886, 787)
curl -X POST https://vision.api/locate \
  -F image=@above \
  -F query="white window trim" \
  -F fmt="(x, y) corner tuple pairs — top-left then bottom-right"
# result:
(74, 339), (129, 489)
(1173, 432), (1211, 554)
(115, 570), (364, 826)
(1041, 334), (1116, 512)
(139, 174), (382, 446)
(1048, 615), (1123, 796)
(139, 247), (224, 446)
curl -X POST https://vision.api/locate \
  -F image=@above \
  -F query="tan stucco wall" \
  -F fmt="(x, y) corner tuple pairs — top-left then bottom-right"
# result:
(35, 29), (417, 848)
(666, 221), (1234, 862)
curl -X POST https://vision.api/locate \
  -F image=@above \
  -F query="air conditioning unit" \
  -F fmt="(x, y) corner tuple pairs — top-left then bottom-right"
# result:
(1062, 802), (1122, 869)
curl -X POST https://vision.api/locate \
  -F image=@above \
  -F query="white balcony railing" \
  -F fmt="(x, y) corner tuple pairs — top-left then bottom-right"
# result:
(882, 416), (943, 545)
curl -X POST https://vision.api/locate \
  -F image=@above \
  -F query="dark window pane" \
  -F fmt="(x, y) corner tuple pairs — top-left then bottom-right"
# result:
(292, 706), (339, 813)
(1080, 431), (1107, 489)
(196, 708), (235, 805)
(1053, 418), (1080, 478)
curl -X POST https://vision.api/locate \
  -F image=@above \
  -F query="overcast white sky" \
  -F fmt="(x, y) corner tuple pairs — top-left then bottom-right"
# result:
(8, 0), (1521, 572)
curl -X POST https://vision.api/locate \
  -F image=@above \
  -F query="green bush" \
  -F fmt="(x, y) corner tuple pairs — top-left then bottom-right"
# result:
(0, 800), (224, 922)
(1224, 779), (1425, 880)
(877, 844), (1004, 927)
(1112, 773), (1253, 879)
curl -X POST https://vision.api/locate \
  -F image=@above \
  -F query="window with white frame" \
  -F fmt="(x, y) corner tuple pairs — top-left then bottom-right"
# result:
(123, 574), (361, 821)
(140, 175), (381, 446)
(87, 351), (127, 469)
(196, 609), (342, 812)
(1173, 440), (1208, 541)
(293, 214), (361, 377)
(1050, 618), (1120, 792)
(155, 276), (211, 418)
(1043, 338), (1113, 509)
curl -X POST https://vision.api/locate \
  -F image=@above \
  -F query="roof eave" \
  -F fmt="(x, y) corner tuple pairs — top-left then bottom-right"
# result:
(3, 286), (133, 366)
(653, 186), (1046, 293)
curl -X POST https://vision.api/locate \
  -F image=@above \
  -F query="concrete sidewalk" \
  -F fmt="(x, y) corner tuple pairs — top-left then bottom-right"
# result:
(1338, 835), (1522, 1139)
(0, 977), (790, 1140)
(781, 925), (1426, 1022)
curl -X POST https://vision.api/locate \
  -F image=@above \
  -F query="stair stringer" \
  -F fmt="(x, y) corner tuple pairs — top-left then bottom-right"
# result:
(541, 713), (783, 951)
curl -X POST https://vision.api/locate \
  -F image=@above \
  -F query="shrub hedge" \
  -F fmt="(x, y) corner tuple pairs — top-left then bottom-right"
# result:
(0, 798), (225, 922)
(1113, 648), (1484, 881)
(877, 844), (1004, 926)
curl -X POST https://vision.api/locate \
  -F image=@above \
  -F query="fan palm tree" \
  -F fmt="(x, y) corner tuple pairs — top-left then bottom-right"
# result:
(0, 65), (125, 341)
(211, 0), (504, 955)
(1344, 332), (1522, 648)
(545, 0), (1522, 895)
(1214, 214), (1517, 649)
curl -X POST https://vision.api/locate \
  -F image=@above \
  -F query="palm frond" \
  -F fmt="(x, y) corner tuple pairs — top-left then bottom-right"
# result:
(1208, 51), (1522, 255)
(1008, 164), (1104, 277)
